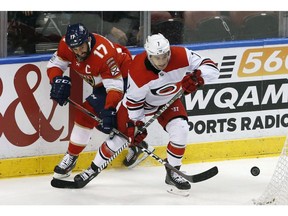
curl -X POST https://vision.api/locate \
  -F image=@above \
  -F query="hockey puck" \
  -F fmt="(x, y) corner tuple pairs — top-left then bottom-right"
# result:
(251, 166), (260, 176)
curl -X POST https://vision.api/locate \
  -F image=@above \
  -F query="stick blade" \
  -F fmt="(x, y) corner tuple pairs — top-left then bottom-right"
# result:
(164, 163), (218, 183)
(51, 178), (80, 189)
(191, 166), (218, 183)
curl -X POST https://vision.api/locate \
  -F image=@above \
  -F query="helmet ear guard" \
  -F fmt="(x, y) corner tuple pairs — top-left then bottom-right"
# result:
(144, 33), (170, 56)
(65, 23), (89, 48)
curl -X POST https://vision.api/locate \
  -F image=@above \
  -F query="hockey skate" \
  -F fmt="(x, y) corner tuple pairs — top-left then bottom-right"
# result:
(123, 141), (155, 168)
(73, 162), (99, 188)
(53, 152), (78, 179)
(165, 165), (191, 197)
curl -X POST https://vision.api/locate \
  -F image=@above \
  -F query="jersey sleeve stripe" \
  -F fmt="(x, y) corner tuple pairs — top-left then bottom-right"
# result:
(126, 97), (145, 104)
(126, 101), (144, 109)
(200, 58), (218, 69)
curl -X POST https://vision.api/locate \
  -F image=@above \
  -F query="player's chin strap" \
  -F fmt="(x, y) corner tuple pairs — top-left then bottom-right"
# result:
(67, 89), (184, 174)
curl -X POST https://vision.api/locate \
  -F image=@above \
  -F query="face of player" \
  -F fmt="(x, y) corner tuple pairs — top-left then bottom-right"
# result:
(149, 51), (170, 71)
(72, 42), (90, 62)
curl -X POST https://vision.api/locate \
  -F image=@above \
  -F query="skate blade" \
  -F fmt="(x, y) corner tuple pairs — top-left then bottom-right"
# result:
(127, 146), (155, 169)
(166, 185), (190, 197)
(53, 171), (72, 179)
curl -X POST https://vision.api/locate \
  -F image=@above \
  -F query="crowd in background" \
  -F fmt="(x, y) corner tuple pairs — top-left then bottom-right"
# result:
(6, 11), (280, 56)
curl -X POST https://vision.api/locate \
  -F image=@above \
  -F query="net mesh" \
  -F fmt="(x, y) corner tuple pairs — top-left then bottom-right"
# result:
(253, 137), (288, 205)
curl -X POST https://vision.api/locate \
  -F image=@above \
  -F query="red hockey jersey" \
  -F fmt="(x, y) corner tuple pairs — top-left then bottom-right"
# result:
(47, 33), (132, 109)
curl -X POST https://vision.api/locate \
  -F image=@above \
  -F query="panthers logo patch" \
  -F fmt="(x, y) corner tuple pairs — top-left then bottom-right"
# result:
(110, 65), (120, 76)
(82, 75), (95, 87)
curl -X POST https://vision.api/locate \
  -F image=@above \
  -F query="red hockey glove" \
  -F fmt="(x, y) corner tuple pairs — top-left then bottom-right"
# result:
(127, 120), (147, 146)
(181, 70), (204, 95)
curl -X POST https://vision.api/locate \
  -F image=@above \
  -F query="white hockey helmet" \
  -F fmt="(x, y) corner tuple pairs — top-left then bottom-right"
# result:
(144, 33), (170, 56)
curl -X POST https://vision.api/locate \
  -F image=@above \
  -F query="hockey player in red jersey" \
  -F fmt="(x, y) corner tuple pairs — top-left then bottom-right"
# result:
(47, 23), (132, 179)
(74, 33), (219, 196)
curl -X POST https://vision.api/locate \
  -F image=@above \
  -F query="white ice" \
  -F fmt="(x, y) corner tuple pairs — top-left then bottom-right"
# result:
(0, 156), (286, 215)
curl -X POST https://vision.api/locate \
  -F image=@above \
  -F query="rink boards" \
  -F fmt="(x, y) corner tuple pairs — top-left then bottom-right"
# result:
(1, 38), (288, 177)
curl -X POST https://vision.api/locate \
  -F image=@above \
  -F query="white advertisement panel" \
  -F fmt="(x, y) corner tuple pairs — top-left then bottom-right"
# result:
(1, 39), (288, 158)
(0, 61), (106, 159)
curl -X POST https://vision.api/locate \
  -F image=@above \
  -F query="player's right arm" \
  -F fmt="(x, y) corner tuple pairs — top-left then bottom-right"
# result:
(46, 38), (72, 83)
(124, 54), (150, 146)
(47, 38), (72, 106)
(125, 54), (151, 122)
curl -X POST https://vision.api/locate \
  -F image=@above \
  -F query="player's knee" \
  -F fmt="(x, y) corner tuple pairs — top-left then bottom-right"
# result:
(70, 123), (93, 145)
(105, 135), (127, 152)
(166, 118), (189, 144)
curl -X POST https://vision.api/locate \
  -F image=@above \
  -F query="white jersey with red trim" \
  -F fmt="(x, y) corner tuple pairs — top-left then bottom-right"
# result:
(124, 46), (219, 121)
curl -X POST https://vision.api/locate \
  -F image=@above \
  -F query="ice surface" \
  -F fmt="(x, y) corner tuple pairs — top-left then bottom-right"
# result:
(0, 157), (285, 215)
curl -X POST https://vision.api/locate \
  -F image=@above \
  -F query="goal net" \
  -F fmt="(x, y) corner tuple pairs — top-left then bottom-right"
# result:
(253, 136), (288, 205)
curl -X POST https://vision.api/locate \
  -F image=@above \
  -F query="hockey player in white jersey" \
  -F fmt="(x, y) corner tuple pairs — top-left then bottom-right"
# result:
(74, 33), (219, 196)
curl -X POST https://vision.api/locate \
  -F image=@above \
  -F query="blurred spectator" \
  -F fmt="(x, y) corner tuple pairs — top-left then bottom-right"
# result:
(7, 11), (40, 55)
(70, 12), (140, 46)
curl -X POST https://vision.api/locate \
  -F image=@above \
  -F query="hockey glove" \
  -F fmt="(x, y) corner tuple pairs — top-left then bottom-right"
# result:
(50, 76), (71, 106)
(99, 108), (117, 134)
(181, 69), (204, 95)
(127, 120), (147, 146)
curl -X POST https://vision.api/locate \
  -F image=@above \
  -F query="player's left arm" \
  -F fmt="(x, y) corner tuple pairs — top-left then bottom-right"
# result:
(101, 61), (124, 109)
(181, 48), (219, 94)
(187, 49), (219, 84)
(98, 57), (124, 133)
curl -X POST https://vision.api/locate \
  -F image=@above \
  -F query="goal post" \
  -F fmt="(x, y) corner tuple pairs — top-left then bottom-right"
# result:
(253, 135), (288, 205)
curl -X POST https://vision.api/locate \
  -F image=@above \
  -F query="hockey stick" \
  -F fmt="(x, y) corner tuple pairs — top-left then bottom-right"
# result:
(67, 89), (185, 137)
(51, 89), (185, 189)
(137, 142), (218, 183)
(51, 141), (130, 189)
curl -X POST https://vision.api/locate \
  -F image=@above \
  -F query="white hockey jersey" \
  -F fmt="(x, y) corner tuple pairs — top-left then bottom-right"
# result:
(124, 46), (219, 121)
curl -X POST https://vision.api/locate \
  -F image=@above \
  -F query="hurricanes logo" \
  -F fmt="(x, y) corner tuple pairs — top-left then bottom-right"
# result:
(151, 83), (181, 96)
